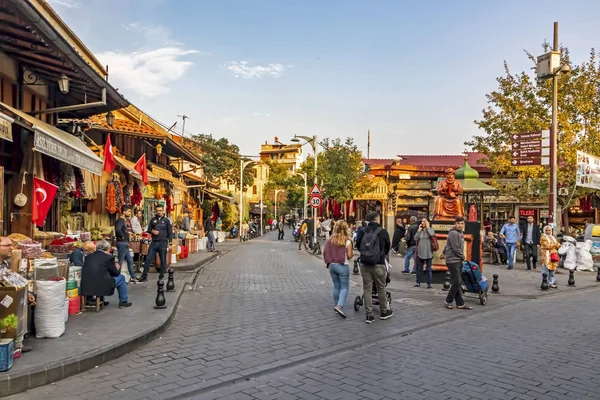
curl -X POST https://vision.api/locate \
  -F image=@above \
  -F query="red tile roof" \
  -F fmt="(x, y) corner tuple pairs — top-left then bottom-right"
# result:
(364, 152), (489, 171)
(89, 115), (165, 136)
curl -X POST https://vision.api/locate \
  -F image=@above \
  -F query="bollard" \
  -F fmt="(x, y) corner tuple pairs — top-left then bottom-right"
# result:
(541, 272), (549, 290)
(442, 271), (451, 291)
(597, 269), (600, 282)
(568, 269), (576, 287)
(353, 259), (360, 275)
(491, 274), (499, 293)
(154, 279), (167, 309)
(166, 268), (175, 292)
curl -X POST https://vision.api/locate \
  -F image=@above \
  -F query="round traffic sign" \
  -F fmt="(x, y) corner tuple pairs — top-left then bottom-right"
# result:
(310, 196), (322, 208)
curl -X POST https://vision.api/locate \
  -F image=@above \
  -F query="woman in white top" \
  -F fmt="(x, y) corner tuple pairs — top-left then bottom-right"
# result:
(323, 220), (353, 318)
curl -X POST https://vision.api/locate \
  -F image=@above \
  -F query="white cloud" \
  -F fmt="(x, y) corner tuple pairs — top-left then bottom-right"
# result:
(123, 22), (178, 46)
(98, 47), (197, 97)
(48, 0), (79, 8)
(224, 61), (288, 79)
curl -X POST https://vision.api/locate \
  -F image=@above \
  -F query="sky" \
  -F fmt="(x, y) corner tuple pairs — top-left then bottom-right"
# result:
(48, 0), (600, 158)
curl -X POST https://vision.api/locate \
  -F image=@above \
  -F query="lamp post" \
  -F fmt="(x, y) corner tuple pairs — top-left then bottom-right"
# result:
(275, 189), (284, 221)
(291, 135), (318, 248)
(240, 159), (254, 242)
(259, 180), (264, 235)
(294, 171), (308, 220)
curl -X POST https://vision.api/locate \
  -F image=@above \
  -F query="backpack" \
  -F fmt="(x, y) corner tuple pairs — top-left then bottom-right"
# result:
(359, 227), (382, 265)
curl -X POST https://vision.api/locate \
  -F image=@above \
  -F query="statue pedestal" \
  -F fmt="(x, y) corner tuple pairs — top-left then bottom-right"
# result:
(430, 220), (483, 272)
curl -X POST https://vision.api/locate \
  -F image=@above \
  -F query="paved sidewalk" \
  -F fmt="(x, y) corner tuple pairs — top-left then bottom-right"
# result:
(0, 239), (243, 397)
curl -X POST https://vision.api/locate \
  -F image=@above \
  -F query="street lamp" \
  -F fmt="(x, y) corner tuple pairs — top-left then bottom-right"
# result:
(275, 189), (284, 221)
(291, 134), (318, 248)
(240, 158), (254, 242)
(294, 171), (308, 220)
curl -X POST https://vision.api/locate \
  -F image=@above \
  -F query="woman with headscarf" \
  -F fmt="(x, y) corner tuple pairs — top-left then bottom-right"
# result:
(540, 225), (561, 289)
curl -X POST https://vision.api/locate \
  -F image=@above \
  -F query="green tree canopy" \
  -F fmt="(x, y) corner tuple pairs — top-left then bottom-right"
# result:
(190, 133), (254, 190)
(465, 44), (600, 208)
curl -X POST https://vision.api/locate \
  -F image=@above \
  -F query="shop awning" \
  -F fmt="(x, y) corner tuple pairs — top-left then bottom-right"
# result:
(115, 156), (159, 182)
(201, 188), (235, 204)
(149, 164), (188, 190)
(0, 102), (103, 175)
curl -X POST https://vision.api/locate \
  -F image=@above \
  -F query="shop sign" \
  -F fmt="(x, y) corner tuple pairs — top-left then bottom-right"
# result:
(34, 129), (102, 175)
(519, 209), (536, 217)
(0, 117), (12, 142)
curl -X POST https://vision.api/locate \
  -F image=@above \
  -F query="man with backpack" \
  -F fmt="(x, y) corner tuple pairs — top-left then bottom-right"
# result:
(356, 211), (393, 323)
(403, 216), (419, 274)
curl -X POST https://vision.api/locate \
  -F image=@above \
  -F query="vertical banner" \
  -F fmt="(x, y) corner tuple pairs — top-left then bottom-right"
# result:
(576, 151), (600, 190)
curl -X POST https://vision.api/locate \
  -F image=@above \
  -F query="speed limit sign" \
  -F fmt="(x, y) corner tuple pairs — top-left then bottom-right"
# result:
(310, 196), (322, 208)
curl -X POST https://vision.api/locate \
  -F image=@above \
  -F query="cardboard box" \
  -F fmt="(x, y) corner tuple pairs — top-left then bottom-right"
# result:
(0, 338), (14, 371)
(0, 286), (28, 339)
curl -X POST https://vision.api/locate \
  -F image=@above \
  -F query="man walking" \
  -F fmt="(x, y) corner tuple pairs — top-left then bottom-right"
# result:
(139, 205), (173, 282)
(298, 219), (309, 251)
(403, 216), (419, 274)
(441, 216), (470, 310)
(500, 216), (520, 270)
(204, 215), (216, 252)
(115, 205), (137, 282)
(277, 217), (285, 240)
(356, 211), (393, 323)
(307, 216), (315, 249)
(521, 215), (540, 270)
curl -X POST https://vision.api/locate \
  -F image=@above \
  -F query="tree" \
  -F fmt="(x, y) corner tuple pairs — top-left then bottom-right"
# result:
(262, 160), (304, 213)
(465, 44), (600, 210)
(190, 133), (254, 190)
(305, 137), (371, 202)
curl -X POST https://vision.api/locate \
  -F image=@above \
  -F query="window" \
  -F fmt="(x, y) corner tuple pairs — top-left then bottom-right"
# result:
(252, 185), (257, 195)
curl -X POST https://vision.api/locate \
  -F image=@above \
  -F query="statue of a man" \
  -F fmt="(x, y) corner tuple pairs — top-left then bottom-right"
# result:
(432, 168), (464, 220)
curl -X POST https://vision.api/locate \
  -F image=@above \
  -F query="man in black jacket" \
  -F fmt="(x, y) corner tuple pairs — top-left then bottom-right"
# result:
(403, 216), (419, 273)
(391, 217), (406, 255)
(80, 240), (131, 308)
(521, 215), (541, 270)
(441, 217), (469, 309)
(140, 205), (173, 282)
(356, 211), (393, 323)
(204, 215), (216, 251)
(115, 205), (137, 282)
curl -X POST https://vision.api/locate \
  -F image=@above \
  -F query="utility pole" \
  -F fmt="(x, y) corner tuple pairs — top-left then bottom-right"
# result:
(177, 113), (190, 137)
(550, 22), (559, 227)
(367, 129), (371, 159)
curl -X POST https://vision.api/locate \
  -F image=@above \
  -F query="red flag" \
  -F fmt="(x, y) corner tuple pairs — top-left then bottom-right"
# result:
(32, 177), (58, 227)
(133, 154), (148, 184)
(103, 135), (115, 174)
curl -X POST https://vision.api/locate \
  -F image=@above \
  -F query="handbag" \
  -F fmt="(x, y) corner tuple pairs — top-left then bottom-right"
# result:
(550, 252), (560, 263)
(430, 235), (439, 252)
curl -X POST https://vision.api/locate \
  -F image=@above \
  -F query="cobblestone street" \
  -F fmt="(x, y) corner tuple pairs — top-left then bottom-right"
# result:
(12, 230), (600, 400)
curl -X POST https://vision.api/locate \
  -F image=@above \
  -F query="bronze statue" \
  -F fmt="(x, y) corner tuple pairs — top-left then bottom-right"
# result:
(432, 168), (464, 220)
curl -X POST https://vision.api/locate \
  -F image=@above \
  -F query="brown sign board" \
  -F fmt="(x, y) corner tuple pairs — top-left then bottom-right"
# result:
(512, 148), (542, 158)
(511, 131), (543, 141)
(511, 157), (541, 166)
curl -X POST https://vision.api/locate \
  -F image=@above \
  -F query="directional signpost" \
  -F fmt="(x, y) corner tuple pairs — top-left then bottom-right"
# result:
(511, 130), (550, 166)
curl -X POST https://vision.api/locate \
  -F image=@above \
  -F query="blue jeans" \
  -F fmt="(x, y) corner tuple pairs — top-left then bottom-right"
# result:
(506, 243), (517, 268)
(329, 263), (350, 308)
(142, 241), (168, 279)
(207, 231), (216, 251)
(416, 257), (433, 285)
(541, 265), (556, 285)
(404, 246), (416, 272)
(117, 241), (136, 278)
(114, 274), (128, 303)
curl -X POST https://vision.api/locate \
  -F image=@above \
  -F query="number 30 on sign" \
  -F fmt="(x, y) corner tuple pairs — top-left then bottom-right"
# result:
(310, 196), (322, 208)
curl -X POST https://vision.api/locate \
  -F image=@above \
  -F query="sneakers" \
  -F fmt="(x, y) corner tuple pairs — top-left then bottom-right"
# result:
(410, 271), (417, 275)
(137, 278), (147, 283)
(365, 315), (375, 324)
(380, 309), (394, 320)
(414, 283), (421, 287)
(427, 284), (432, 289)
(334, 306), (347, 318)
(402, 270), (410, 274)
(119, 301), (132, 308)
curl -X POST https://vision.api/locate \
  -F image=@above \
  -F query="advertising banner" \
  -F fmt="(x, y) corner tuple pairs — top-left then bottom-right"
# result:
(576, 151), (600, 189)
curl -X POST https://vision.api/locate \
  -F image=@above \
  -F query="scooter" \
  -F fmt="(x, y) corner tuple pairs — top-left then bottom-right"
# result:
(292, 227), (301, 242)
(230, 226), (239, 239)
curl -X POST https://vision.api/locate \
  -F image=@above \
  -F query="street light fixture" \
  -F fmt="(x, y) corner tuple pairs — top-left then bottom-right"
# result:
(290, 134), (319, 248)
(294, 171), (308, 220)
(240, 158), (254, 242)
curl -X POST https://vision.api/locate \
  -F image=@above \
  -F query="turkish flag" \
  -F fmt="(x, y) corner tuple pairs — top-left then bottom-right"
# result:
(103, 134), (115, 174)
(32, 177), (58, 227)
(133, 154), (148, 184)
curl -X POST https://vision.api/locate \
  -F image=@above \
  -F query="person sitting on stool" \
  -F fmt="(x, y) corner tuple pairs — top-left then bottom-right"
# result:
(80, 240), (132, 309)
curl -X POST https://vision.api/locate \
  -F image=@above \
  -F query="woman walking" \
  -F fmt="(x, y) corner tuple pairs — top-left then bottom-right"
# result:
(323, 220), (353, 318)
(540, 225), (561, 289)
(414, 218), (435, 288)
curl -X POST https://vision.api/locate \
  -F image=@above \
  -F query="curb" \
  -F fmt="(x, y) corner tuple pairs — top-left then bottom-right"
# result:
(0, 252), (224, 398)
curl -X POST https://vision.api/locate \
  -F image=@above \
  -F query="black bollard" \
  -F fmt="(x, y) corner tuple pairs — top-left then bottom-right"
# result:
(568, 269), (576, 287)
(491, 274), (499, 293)
(442, 271), (451, 291)
(541, 272), (549, 290)
(154, 279), (167, 309)
(353, 259), (360, 275)
(166, 268), (175, 292)
(597, 269), (600, 282)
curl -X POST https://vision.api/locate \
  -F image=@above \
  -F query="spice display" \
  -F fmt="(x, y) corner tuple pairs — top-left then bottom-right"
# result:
(106, 181), (117, 214)
(48, 237), (76, 254)
(7, 233), (31, 246)
(40, 252), (54, 259)
(79, 232), (91, 241)
(123, 184), (132, 206)
(59, 163), (76, 201)
(131, 182), (143, 206)
(18, 241), (42, 259)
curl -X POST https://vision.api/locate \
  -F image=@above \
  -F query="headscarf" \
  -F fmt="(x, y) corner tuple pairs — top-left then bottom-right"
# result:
(543, 225), (554, 238)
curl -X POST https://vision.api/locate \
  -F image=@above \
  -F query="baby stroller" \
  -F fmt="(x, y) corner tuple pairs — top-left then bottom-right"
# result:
(461, 261), (489, 306)
(353, 258), (392, 311)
